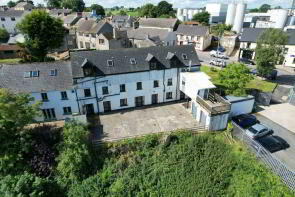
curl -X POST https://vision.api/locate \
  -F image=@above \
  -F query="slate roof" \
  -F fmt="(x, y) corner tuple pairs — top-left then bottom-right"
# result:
(0, 61), (73, 94)
(111, 15), (134, 22)
(176, 24), (209, 36)
(139, 18), (178, 29)
(241, 28), (295, 45)
(63, 14), (81, 25)
(0, 10), (25, 17)
(70, 45), (200, 78)
(0, 44), (22, 51)
(127, 28), (172, 41)
(76, 19), (113, 34)
(49, 9), (72, 16)
(14, 2), (33, 8)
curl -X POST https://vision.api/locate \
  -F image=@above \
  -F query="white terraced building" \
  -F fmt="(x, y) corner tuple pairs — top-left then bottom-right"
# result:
(0, 45), (231, 130)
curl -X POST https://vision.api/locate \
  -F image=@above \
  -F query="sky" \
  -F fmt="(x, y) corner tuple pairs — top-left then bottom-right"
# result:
(0, 0), (293, 9)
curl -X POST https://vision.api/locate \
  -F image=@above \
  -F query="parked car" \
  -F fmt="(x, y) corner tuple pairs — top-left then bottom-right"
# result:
(210, 50), (228, 59)
(213, 46), (226, 52)
(250, 69), (278, 80)
(239, 58), (255, 65)
(256, 135), (289, 153)
(246, 123), (272, 139)
(232, 114), (258, 129)
(209, 59), (226, 67)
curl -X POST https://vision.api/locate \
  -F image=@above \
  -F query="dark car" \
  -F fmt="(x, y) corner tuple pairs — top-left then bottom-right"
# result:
(213, 46), (226, 52)
(232, 114), (258, 129)
(250, 69), (278, 80)
(256, 135), (289, 153)
(239, 58), (255, 65)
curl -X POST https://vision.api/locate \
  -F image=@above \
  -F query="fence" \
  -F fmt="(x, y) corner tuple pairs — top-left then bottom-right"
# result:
(232, 122), (295, 191)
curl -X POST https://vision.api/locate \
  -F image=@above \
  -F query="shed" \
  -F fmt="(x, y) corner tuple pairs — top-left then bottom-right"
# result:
(225, 95), (255, 117)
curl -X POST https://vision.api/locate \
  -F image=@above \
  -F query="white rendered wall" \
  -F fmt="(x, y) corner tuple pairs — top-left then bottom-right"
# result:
(0, 15), (25, 34)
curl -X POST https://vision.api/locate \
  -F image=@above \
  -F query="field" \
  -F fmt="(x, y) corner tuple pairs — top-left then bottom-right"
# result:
(0, 58), (22, 64)
(69, 131), (293, 196)
(201, 65), (277, 92)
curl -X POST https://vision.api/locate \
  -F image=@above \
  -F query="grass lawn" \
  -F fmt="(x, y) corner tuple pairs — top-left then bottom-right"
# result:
(0, 58), (22, 64)
(201, 65), (277, 92)
(69, 131), (293, 196)
(106, 9), (140, 17)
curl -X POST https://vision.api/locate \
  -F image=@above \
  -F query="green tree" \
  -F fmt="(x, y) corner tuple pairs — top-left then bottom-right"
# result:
(274, 6), (282, 9)
(218, 63), (253, 96)
(192, 11), (210, 25)
(255, 28), (288, 76)
(259, 4), (271, 12)
(56, 122), (94, 187)
(0, 172), (63, 197)
(61, 0), (85, 12)
(249, 8), (259, 13)
(118, 10), (127, 16)
(0, 28), (9, 43)
(156, 1), (174, 17)
(139, 3), (157, 18)
(90, 4), (105, 16)
(45, 0), (62, 8)
(17, 10), (65, 62)
(0, 89), (40, 175)
(211, 24), (232, 36)
(7, 1), (16, 8)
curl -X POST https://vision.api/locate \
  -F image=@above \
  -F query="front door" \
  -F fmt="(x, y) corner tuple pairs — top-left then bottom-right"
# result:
(103, 101), (111, 112)
(180, 91), (185, 100)
(151, 94), (158, 104)
(85, 104), (94, 115)
(135, 96), (144, 107)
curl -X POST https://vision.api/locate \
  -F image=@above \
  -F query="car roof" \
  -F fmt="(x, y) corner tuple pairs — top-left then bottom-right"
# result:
(252, 124), (267, 131)
(257, 135), (280, 144)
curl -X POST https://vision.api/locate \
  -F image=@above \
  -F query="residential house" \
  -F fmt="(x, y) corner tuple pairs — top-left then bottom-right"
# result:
(176, 24), (211, 51)
(0, 10), (28, 34)
(96, 29), (130, 50)
(138, 18), (179, 31)
(48, 9), (72, 17)
(240, 28), (295, 67)
(62, 14), (82, 28)
(0, 44), (22, 59)
(111, 15), (136, 29)
(13, 2), (34, 11)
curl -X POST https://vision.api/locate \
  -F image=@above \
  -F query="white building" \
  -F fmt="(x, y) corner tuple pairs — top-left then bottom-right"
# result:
(176, 8), (203, 22)
(13, 2), (34, 11)
(0, 10), (28, 34)
(205, 3), (228, 24)
(176, 24), (211, 51)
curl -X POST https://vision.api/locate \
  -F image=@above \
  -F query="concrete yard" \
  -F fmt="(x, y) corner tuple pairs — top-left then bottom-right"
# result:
(97, 102), (199, 141)
(258, 103), (295, 133)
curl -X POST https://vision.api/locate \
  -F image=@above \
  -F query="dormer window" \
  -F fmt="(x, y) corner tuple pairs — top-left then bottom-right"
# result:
(50, 69), (57, 76)
(130, 58), (136, 65)
(182, 53), (188, 60)
(32, 71), (39, 77)
(150, 62), (157, 70)
(107, 60), (114, 67)
(24, 71), (31, 78)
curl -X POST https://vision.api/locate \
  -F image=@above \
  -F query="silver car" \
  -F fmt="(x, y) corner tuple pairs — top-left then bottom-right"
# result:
(245, 124), (271, 139)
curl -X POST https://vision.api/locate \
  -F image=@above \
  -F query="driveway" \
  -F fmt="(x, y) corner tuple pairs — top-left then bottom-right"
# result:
(255, 113), (295, 171)
(96, 103), (199, 141)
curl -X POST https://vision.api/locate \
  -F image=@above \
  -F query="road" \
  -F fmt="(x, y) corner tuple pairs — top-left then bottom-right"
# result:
(255, 113), (295, 171)
(197, 50), (237, 67)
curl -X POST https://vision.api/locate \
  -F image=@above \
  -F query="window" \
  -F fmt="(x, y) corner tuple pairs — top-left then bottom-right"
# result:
(61, 91), (68, 100)
(182, 53), (188, 60)
(41, 93), (48, 101)
(63, 107), (72, 115)
(120, 98), (128, 107)
(107, 60), (114, 67)
(120, 84), (126, 92)
(1, 17), (5, 21)
(50, 69), (57, 76)
(99, 39), (105, 44)
(80, 41), (84, 48)
(130, 58), (136, 65)
(32, 71), (39, 77)
(24, 71), (31, 78)
(166, 92), (172, 99)
(136, 82), (142, 90)
(153, 80), (159, 88)
(85, 34), (89, 37)
(91, 34), (96, 38)
(1, 24), (4, 28)
(42, 108), (56, 120)
(11, 17), (15, 21)
(167, 78), (172, 86)
(102, 86), (108, 95)
(182, 80), (185, 86)
(150, 62), (157, 70)
(84, 89), (91, 97)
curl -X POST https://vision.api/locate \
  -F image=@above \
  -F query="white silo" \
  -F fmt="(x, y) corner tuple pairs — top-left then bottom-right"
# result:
(183, 9), (188, 22)
(225, 3), (237, 26)
(177, 8), (183, 17)
(193, 9), (199, 16)
(188, 9), (194, 20)
(290, 16), (295, 26)
(271, 9), (288, 28)
(233, 3), (247, 33)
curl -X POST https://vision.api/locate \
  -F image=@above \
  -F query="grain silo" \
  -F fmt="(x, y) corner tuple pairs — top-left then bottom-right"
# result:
(225, 3), (237, 26)
(270, 9), (288, 29)
(188, 9), (194, 21)
(232, 3), (246, 33)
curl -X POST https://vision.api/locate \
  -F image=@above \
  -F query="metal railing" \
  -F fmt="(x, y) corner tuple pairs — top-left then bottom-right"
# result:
(232, 122), (295, 191)
(196, 93), (231, 115)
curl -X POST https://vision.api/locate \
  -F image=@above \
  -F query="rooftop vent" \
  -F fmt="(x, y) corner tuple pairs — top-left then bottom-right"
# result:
(107, 60), (114, 67)
(182, 53), (188, 60)
(130, 58), (136, 65)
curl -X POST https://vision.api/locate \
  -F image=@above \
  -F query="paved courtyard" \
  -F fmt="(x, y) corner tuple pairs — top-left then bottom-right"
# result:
(97, 103), (199, 141)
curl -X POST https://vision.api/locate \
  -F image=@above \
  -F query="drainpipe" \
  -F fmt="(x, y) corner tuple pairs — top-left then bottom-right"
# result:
(162, 68), (166, 103)
(74, 87), (81, 114)
(94, 77), (99, 113)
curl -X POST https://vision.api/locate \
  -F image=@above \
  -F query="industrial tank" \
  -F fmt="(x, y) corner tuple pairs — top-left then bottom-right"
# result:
(188, 9), (194, 20)
(225, 3), (237, 26)
(182, 9), (188, 21)
(270, 9), (288, 28)
(233, 3), (247, 33)
(177, 8), (183, 17)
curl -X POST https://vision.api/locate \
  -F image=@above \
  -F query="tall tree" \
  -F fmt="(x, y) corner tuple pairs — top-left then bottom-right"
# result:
(45, 0), (62, 8)
(118, 10), (127, 16)
(90, 4), (105, 16)
(192, 11), (210, 25)
(218, 63), (253, 96)
(139, 3), (157, 18)
(259, 4), (271, 12)
(62, 0), (85, 12)
(0, 28), (9, 43)
(7, 1), (16, 8)
(17, 10), (65, 62)
(255, 28), (288, 76)
(156, 1), (174, 17)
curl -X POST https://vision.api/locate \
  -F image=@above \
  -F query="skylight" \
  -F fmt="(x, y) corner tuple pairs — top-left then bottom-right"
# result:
(182, 53), (188, 60)
(130, 58), (136, 65)
(50, 69), (57, 76)
(24, 71), (31, 78)
(32, 71), (39, 77)
(107, 60), (114, 67)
